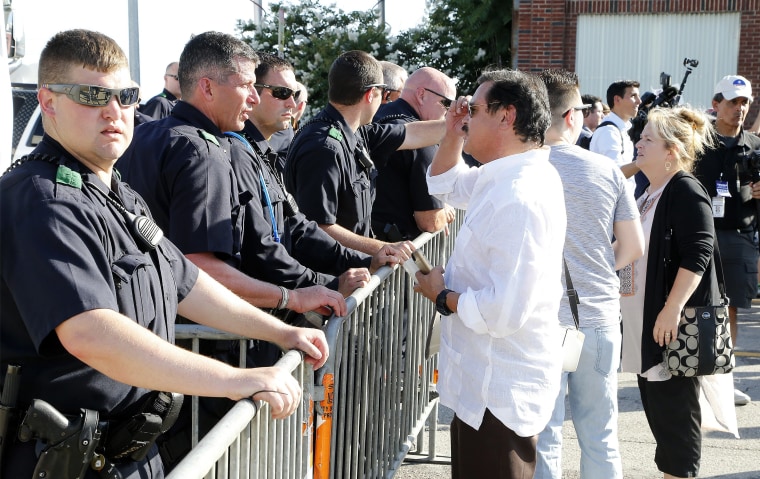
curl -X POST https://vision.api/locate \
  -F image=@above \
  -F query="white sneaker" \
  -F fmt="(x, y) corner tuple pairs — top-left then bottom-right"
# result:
(734, 388), (751, 406)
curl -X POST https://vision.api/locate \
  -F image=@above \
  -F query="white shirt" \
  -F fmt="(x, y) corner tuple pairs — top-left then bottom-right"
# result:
(589, 112), (636, 192)
(426, 148), (566, 437)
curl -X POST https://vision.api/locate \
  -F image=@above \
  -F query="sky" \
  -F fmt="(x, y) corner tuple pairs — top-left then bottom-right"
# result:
(9, 0), (426, 97)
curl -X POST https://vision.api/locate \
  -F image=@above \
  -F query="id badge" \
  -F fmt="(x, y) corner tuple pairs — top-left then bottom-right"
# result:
(712, 196), (725, 218)
(716, 180), (731, 197)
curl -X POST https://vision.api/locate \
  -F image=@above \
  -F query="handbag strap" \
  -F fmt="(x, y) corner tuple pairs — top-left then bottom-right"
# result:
(563, 256), (580, 329)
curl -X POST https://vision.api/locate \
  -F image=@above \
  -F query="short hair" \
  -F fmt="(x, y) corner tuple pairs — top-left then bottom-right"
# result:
(379, 61), (407, 91)
(606, 80), (640, 107)
(537, 69), (580, 119)
(645, 106), (715, 173)
(38, 29), (128, 85)
(178, 31), (259, 97)
(328, 50), (382, 106)
(476, 69), (551, 146)
(254, 52), (294, 82)
(165, 61), (179, 74)
(582, 94), (602, 107)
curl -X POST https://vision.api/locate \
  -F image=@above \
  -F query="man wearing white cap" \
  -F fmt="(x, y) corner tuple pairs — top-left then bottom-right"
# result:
(694, 75), (760, 405)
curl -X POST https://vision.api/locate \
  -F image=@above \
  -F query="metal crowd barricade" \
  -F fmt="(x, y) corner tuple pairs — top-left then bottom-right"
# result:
(170, 213), (461, 479)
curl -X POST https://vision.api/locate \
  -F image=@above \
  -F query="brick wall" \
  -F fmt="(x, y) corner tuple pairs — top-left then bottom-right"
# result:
(513, 0), (760, 126)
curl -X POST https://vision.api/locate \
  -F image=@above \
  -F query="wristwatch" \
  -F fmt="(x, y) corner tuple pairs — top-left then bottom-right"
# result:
(436, 289), (454, 316)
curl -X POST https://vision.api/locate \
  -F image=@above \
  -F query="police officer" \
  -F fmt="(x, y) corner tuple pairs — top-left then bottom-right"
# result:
(284, 50), (447, 255)
(0, 29), (328, 479)
(119, 32), (345, 316)
(139, 61), (181, 120)
(231, 53), (405, 299)
(372, 67), (457, 240)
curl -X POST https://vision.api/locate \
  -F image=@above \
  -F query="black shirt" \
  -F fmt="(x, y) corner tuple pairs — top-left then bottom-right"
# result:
(140, 89), (179, 120)
(284, 103), (406, 237)
(229, 122), (371, 290)
(372, 99), (445, 239)
(693, 128), (760, 231)
(0, 136), (198, 417)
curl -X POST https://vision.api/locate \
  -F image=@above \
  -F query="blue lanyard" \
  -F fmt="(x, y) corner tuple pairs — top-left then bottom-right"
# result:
(224, 132), (280, 243)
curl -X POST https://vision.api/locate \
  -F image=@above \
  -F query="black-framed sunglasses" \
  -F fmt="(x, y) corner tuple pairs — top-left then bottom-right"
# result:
(363, 83), (388, 95)
(42, 83), (141, 107)
(165, 74), (179, 80)
(255, 83), (302, 101)
(423, 88), (454, 109)
(562, 103), (592, 118)
(467, 101), (502, 117)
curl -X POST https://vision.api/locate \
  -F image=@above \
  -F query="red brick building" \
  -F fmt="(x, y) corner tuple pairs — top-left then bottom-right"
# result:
(513, 0), (760, 124)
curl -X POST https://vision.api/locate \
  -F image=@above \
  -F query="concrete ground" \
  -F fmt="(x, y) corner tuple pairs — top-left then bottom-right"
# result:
(395, 303), (760, 479)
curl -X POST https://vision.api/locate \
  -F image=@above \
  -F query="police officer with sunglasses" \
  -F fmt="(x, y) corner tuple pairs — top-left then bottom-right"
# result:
(1, 29), (329, 479)
(284, 51), (448, 256)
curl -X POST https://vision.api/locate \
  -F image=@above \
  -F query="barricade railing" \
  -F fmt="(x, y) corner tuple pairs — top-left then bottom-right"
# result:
(171, 214), (461, 479)
(167, 331), (314, 479)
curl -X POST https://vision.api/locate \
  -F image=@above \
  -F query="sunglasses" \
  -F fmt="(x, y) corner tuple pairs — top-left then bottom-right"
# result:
(467, 101), (502, 117)
(43, 83), (141, 107)
(165, 74), (179, 80)
(363, 83), (388, 95)
(255, 83), (302, 101)
(562, 104), (592, 118)
(423, 88), (454, 109)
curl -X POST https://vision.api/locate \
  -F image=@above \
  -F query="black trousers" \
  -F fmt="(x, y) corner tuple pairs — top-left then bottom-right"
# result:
(451, 408), (537, 479)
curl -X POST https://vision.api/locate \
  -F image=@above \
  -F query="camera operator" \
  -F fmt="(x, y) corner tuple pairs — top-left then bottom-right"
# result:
(693, 75), (760, 406)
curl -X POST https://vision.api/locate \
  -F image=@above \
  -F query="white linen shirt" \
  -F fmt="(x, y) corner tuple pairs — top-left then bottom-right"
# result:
(426, 147), (566, 437)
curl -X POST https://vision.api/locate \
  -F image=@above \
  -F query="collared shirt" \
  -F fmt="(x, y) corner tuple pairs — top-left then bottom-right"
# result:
(426, 148), (566, 436)
(589, 112), (634, 167)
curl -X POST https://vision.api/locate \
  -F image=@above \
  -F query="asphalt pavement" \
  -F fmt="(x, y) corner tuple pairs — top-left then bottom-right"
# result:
(396, 301), (760, 479)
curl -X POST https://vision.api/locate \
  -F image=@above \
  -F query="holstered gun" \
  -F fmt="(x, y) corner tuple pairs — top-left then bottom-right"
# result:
(18, 399), (103, 479)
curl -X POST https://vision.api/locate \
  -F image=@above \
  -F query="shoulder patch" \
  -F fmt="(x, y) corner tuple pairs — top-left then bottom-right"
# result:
(328, 127), (343, 142)
(199, 129), (220, 147)
(55, 164), (82, 189)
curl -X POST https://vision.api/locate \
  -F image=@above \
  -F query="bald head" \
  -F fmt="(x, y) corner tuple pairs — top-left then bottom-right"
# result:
(399, 67), (456, 121)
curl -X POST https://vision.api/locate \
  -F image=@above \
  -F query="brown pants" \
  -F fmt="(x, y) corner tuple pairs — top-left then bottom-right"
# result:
(451, 409), (537, 479)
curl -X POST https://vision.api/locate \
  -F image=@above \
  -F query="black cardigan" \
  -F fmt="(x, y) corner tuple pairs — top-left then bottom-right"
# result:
(640, 171), (720, 372)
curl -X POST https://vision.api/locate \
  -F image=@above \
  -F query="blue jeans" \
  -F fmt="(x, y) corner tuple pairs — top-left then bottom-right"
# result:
(535, 324), (623, 479)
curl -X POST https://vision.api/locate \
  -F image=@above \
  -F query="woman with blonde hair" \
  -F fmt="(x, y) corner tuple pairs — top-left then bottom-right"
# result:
(620, 106), (718, 478)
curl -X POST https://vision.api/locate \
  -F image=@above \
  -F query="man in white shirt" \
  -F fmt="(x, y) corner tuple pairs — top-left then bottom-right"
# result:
(590, 80), (642, 183)
(414, 69), (567, 479)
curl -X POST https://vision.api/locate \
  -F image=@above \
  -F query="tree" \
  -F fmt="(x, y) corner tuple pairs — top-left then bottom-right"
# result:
(239, 0), (392, 118)
(237, 0), (513, 119)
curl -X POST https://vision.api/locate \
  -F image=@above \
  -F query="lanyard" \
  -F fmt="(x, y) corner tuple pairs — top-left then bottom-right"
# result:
(225, 132), (280, 243)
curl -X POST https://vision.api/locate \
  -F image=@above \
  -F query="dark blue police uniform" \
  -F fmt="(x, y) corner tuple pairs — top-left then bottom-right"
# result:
(267, 124), (294, 173)
(284, 103), (406, 237)
(372, 99), (445, 240)
(231, 122), (371, 291)
(118, 101), (244, 266)
(0, 137), (198, 478)
(140, 89), (179, 120)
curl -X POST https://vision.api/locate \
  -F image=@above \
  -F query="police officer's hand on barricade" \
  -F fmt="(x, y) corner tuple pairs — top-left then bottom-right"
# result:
(337, 267), (372, 296)
(370, 240), (415, 272)
(287, 284), (347, 317)
(244, 367), (302, 420)
(272, 324), (330, 370)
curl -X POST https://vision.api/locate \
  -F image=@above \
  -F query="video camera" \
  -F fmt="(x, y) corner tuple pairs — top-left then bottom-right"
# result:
(739, 149), (760, 183)
(629, 58), (699, 144)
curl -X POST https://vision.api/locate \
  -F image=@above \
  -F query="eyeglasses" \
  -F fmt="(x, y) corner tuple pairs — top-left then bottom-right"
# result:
(363, 83), (388, 95)
(42, 83), (141, 107)
(254, 83), (302, 101)
(165, 74), (179, 80)
(467, 101), (502, 117)
(423, 88), (454, 109)
(562, 104), (592, 118)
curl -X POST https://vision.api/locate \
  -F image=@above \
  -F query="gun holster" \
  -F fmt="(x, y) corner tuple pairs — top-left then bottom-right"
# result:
(18, 399), (105, 479)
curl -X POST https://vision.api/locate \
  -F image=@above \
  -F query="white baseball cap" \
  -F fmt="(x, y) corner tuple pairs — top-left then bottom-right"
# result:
(714, 75), (753, 101)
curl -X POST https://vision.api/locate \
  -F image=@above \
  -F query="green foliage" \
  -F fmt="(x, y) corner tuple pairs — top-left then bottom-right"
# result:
(237, 0), (512, 119)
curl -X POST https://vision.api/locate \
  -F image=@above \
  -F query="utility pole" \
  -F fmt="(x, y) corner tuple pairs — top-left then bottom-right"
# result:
(128, 0), (140, 86)
(378, 0), (386, 28)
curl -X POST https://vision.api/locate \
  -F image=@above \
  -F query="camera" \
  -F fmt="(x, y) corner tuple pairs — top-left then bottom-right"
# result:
(739, 149), (760, 183)
(629, 58), (699, 144)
